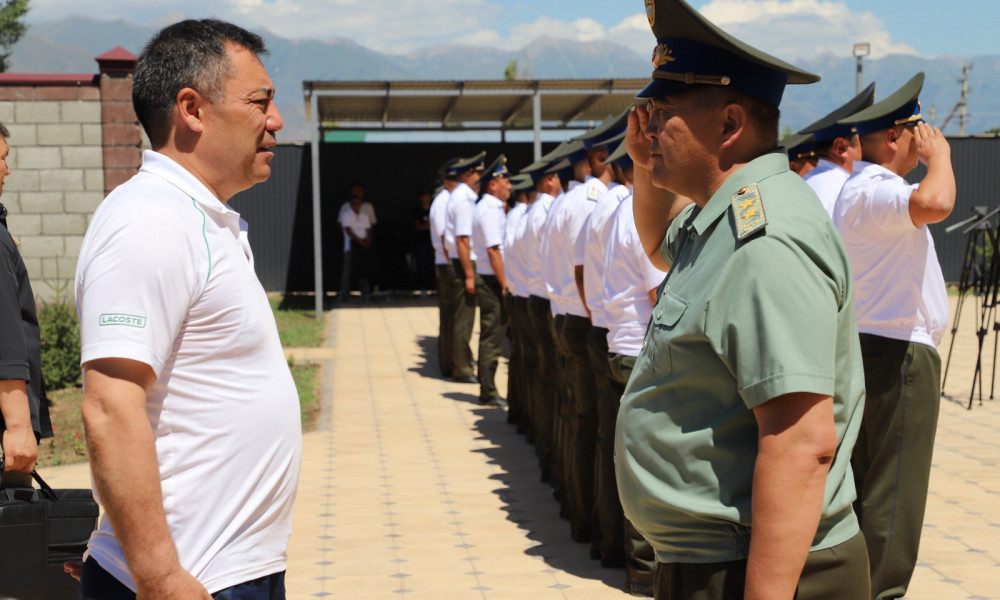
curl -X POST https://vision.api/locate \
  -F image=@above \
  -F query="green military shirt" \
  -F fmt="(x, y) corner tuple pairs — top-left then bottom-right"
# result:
(614, 151), (865, 563)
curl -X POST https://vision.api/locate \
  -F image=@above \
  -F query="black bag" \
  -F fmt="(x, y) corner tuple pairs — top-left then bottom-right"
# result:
(0, 458), (99, 600)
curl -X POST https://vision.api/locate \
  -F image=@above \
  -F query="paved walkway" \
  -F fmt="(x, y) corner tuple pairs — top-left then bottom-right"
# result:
(44, 294), (1000, 598)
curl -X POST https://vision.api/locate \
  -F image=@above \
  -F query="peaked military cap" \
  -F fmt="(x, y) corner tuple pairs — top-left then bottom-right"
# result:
(781, 132), (816, 160)
(639, 0), (819, 106)
(480, 154), (509, 186)
(449, 151), (486, 175)
(602, 132), (633, 170)
(839, 72), (924, 136)
(574, 106), (633, 149)
(799, 83), (876, 142)
(438, 157), (463, 178)
(545, 139), (588, 165)
(543, 157), (572, 177)
(510, 174), (534, 193)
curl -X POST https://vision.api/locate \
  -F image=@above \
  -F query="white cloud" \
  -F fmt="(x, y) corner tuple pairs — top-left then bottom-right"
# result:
(697, 0), (918, 60)
(27, 0), (915, 61)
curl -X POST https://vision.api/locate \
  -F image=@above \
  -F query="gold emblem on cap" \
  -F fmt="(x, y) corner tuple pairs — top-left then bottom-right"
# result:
(645, 0), (655, 26)
(652, 43), (676, 68)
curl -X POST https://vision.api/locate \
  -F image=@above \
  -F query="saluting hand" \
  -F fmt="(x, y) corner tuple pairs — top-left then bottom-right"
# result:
(913, 122), (950, 167)
(625, 105), (653, 170)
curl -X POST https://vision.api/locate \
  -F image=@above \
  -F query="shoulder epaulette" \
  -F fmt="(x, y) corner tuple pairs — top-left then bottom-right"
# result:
(731, 183), (767, 240)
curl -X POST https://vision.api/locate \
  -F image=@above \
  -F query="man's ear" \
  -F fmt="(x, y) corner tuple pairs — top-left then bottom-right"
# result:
(719, 102), (747, 150)
(175, 87), (206, 134)
(833, 137), (849, 156)
(885, 127), (898, 153)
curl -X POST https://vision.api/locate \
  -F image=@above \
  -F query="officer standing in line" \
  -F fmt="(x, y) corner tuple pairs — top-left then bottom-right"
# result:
(577, 131), (634, 569)
(428, 157), (461, 378)
(782, 132), (818, 176)
(833, 72), (955, 600)
(601, 173), (663, 598)
(540, 137), (608, 539)
(800, 83), (876, 217)
(615, 0), (869, 597)
(470, 155), (511, 407)
(519, 154), (565, 483)
(444, 152), (485, 384)
(503, 174), (535, 432)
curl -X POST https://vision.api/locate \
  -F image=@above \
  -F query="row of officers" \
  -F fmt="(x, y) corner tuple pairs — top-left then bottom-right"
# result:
(428, 107), (659, 594)
(426, 1), (954, 594)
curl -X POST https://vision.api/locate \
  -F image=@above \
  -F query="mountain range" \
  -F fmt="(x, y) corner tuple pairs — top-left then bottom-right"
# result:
(9, 16), (999, 142)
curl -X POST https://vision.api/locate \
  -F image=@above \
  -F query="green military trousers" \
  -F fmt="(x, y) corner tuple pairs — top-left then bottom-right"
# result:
(450, 259), (479, 379)
(435, 262), (456, 378)
(852, 334), (941, 600)
(610, 352), (654, 595)
(475, 275), (506, 402)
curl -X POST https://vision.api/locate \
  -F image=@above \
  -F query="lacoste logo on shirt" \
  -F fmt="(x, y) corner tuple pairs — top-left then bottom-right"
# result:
(99, 313), (147, 328)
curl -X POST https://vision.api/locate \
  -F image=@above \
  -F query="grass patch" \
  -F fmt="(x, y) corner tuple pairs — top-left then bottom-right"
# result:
(291, 360), (321, 431)
(37, 387), (86, 468)
(270, 294), (325, 348)
(36, 295), (328, 468)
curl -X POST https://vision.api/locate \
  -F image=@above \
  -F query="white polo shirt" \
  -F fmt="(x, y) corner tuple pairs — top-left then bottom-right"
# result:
(541, 177), (606, 316)
(340, 208), (371, 250)
(445, 182), (477, 261)
(578, 182), (630, 328)
(472, 193), (507, 276)
(75, 150), (302, 593)
(834, 161), (949, 347)
(521, 193), (555, 298)
(429, 188), (451, 265)
(604, 194), (666, 356)
(504, 201), (529, 296)
(804, 158), (852, 218)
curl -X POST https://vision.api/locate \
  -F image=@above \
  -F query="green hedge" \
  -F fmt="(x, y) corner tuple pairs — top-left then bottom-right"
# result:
(38, 299), (81, 390)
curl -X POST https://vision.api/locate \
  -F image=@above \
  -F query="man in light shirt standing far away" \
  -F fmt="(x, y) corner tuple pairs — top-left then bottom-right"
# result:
(73, 19), (301, 598)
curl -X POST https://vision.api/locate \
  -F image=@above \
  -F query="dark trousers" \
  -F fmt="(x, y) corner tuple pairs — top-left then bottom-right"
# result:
(559, 313), (598, 542)
(528, 295), (558, 481)
(79, 557), (286, 600)
(587, 326), (624, 563)
(551, 313), (571, 511)
(610, 353), (655, 591)
(476, 274), (506, 400)
(450, 259), (479, 379)
(435, 262), (456, 378)
(506, 294), (526, 427)
(515, 296), (539, 441)
(852, 334), (941, 600)
(652, 531), (869, 600)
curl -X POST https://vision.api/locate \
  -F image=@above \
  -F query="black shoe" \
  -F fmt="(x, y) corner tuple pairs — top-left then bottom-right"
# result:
(628, 582), (654, 597)
(479, 396), (507, 408)
(601, 555), (627, 569)
(589, 546), (602, 561)
(452, 375), (478, 384)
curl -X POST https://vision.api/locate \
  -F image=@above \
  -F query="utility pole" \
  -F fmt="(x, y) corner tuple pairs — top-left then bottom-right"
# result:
(940, 64), (973, 135)
(853, 43), (870, 95)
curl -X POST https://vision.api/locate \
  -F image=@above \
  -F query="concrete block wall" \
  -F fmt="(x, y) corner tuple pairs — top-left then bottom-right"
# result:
(0, 78), (104, 300)
(0, 49), (143, 301)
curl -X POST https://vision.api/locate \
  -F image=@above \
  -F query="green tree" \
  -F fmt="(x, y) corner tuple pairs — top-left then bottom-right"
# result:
(504, 59), (518, 81)
(0, 0), (29, 73)
(985, 127), (1000, 135)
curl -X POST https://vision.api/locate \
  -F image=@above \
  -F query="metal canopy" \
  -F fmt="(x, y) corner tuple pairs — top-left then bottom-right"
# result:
(301, 78), (646, 318)
(302, 79), (646, 131)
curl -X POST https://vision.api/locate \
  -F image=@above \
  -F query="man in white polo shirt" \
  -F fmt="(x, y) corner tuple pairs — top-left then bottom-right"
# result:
(74, 19), (300, 598)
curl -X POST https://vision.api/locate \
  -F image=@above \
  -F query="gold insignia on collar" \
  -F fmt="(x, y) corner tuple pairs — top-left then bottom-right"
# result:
(652, 43), (676, 68)
(645, 0), (655, 26)
(730, 183), (767, 240)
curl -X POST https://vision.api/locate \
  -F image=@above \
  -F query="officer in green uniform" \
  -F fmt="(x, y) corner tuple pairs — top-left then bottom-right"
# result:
(614, 1), (869, 598)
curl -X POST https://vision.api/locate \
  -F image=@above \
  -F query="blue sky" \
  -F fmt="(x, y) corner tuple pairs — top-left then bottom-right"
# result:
(26, 0), (995, 60)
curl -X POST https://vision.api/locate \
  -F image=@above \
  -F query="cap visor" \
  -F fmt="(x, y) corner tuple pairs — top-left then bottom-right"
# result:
(636, 78), (694, 99)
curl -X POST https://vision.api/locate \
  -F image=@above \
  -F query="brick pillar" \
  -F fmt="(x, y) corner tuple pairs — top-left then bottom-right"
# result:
(96, 47), (142, 196)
